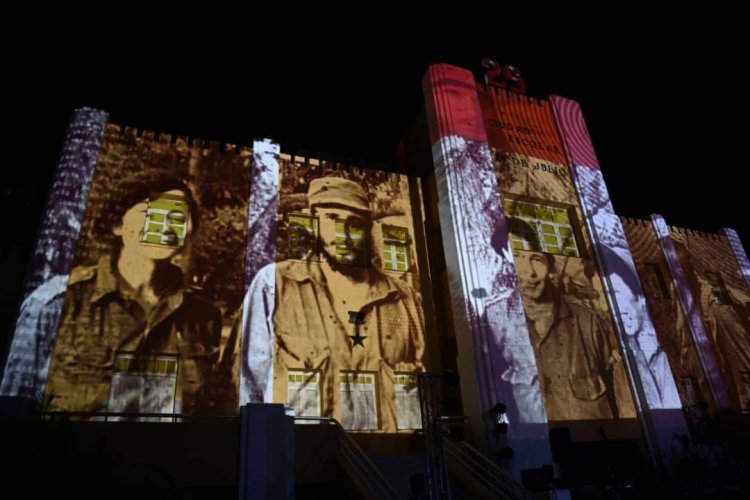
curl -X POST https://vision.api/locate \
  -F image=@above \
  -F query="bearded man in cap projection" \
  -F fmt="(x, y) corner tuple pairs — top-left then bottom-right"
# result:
(240, 176), (425, 431)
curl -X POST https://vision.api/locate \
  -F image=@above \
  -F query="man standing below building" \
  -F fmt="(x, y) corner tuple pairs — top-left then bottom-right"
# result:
(240, 177), (425, 431)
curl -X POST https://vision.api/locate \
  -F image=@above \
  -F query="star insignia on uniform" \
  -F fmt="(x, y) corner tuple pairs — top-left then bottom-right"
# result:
(349, 331), (367, 347)
(348, 310), (367, 347)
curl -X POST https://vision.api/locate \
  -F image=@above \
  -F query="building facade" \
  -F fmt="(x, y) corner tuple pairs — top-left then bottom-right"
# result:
(2, 63), (748, 477)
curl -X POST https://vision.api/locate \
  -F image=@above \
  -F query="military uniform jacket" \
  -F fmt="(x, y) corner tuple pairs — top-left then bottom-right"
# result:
(241, 260), (425, 431)
(46, 257), (230, 415)
(487, 289), (632, 422)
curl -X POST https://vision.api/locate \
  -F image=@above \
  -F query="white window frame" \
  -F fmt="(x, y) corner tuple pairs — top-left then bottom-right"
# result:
(382, 225), (410, 272)
(505, 198), (580, 257)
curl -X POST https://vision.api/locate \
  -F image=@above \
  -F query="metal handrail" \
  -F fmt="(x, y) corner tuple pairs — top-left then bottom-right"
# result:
(417, 371), (532, 499)
(442, 437), (529, 500)
(438, 415), (468, 424)
(419, 372), (452, 499)
(294, 416), (400, 500)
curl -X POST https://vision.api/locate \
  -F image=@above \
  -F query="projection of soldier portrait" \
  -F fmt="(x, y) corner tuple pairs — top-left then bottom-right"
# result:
(241, 161), (426, 432)
(42, 130), (250, 418)
(487, 212), (636, 422)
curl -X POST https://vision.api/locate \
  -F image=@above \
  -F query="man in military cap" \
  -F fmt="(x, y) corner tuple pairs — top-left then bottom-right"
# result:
(241, 176), (425, 431)
(485, 218), (634, 423)
(44, 170), (234, 417)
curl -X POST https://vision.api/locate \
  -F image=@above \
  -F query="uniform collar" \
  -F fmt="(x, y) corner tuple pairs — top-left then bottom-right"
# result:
(90, 256), (184, 312)
(90, 256), (120, 304)
(280, 260), (405, 306)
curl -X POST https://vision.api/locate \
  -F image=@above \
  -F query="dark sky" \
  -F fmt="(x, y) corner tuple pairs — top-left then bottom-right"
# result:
(2, 24), (747, 350)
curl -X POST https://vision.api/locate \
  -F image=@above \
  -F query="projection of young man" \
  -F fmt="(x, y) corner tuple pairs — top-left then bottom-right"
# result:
(46, 170), (235, 417)
(241, 175), (426, 431)
(486, 217), (634, 422)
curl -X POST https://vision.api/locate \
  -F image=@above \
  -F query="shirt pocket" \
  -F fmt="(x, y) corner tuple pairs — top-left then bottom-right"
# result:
(569, 372), (606, 401)
(380, 327), (410, 367)
(276, 330), (331, 371)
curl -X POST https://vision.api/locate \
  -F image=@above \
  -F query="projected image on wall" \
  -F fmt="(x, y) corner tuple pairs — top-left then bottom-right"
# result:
(340, 372), (378, 430)
(484, 206), (635, 421)
(512, 245), (635, 420)
(493, 150), (576, 207)
(287, 370), (321, 419)
(483, 164), (637, 422)
(40, 129), (249, 417)
(0, 110), (107, 400)
(394, 373), (421, 429)
(671, 232), (750, 410)
(241, 158), (426, 432)
(140, 192), (190, 247)
(108, 353), (178, 422)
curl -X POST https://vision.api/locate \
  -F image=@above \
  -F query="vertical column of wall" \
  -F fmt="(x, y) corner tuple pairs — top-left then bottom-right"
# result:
(719, 228), (750, 291)
(244, 139), (280, 289)
(550, 96), (687, 468)
(239, 139), (280, 405)
(652, 215), (731, 408)
(0, 107), (109, 398)
(423, 63), (552, 472)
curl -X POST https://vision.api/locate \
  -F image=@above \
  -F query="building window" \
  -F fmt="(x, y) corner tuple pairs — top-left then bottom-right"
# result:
(108, 353), (178, 422)
(394, 373), (421, 430)
(340, 372), (378, 430)
(288, 214), (318, 261)
(287, 370), (321, 418)
(335, 217), (368, 266)
(141, 192), (189, 247)
(503, 198), (580, 257)
(644, 263), (670, 300)
(705, 271), (729, 305)
(382, 225), (410, 272)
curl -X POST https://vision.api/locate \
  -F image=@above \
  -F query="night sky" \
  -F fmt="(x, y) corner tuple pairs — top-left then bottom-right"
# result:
(2, 26), (746, 359)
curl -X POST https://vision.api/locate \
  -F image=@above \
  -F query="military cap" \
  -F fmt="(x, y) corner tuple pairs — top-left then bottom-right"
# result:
(307, 177), (370, 214)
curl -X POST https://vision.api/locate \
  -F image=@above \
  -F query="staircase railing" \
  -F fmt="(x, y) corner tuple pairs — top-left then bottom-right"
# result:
(419, 373), (452, 499)
(442, 434), (529, 500)
(295, 416), (400, 500)
(418, 372), (531, 499)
